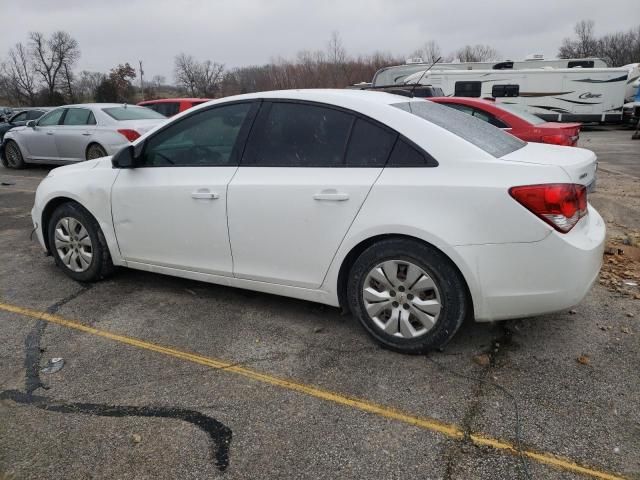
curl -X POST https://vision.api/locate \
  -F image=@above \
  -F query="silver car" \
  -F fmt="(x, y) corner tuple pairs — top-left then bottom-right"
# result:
(1, 103), (167, 169)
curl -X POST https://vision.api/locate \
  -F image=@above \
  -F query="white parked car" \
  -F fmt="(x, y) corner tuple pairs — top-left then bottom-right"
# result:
(2, 103), (166, 168)
(31, 90), (605, 353)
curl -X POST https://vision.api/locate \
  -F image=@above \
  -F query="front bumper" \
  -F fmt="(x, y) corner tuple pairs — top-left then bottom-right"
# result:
(456, 205), (606, 322)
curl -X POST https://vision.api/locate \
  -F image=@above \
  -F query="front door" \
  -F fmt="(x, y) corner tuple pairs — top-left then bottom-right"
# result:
(228, 101), (397, 288)
(20, 108), (65, 161)
(111, 102), (257, 275)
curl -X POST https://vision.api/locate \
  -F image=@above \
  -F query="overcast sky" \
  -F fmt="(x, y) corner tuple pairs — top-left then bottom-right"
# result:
(3, 0), (639, 82)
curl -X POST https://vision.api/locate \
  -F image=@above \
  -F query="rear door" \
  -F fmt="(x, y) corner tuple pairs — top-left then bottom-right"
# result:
(54, 107), (97, 162)
(227, 101), (397, 288)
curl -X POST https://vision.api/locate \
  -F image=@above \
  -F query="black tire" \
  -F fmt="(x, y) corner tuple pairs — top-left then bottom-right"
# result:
(3, 140), (26, 169)
(86, 143), (107, 160)
(347, 238), (469, 354)
(47, 202), (115, 282)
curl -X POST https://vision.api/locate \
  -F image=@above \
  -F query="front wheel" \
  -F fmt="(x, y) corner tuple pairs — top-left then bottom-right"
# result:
(347, 238), (469, 354)
(3, 140), (26, 169)
(47, 202), (115, 282)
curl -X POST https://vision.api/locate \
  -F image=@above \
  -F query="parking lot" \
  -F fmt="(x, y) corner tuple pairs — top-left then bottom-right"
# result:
(0, 128), (638, 479)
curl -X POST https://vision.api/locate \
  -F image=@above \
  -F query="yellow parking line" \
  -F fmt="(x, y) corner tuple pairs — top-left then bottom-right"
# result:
(0, 301), (628, 480)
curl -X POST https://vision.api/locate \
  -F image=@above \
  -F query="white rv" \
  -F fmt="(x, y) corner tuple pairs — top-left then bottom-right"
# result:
(622, 63), (640, 102)
(374, 57), (608, 87)
(397, 67), (628, 123)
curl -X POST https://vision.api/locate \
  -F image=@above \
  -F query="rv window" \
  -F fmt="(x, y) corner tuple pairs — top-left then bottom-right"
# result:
(492, 61), (514, 70)
(492, 84), (520, 98)
(454, 81), (482, 97)
(568, 60), (595, 68)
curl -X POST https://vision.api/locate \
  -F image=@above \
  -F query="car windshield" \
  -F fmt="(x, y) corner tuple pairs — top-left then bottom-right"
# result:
(102, 106), (166, 121)
(392, 100), (526, 157)
(495, 103), (546, 125)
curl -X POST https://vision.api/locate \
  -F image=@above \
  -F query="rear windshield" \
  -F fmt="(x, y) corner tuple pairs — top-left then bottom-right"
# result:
(392, 100), (526, 157)
(102, 106), (166, 121)
(495, 103), (546, 125)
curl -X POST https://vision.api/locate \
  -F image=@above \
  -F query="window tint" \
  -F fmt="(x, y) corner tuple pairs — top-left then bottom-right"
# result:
(27, 110), (46, 120)
(243, 102), (353, 167)
(568, 60), (594, 68)
(345, 119), (396, 167)
(103, 106), (166, 120)
(387, 138), (436, 167)
(393, 101), (525, 157)
(153, 102), (180, 117)
(442, 103), (509, 128)
(63, 108), (94, 126)
(11, 112), (28, 122)
(38, 109), (65, 126)
(492, 84), (520, 97)
(454, 81), (482, 97)
(141, 103), (252, 167)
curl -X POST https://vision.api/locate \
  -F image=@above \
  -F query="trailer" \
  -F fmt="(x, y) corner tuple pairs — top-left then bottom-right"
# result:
(397, 67), (628, 123)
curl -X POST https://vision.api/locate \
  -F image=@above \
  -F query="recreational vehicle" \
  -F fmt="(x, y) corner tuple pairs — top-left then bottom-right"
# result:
(398, 67), (628, 123)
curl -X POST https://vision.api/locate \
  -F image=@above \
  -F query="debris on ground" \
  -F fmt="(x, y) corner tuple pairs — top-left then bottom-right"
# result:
(40, 358), (64, 374)
(600, 230), (640, 299)
(131, 433), (142, 444)
(577, 355), (590, 365)
(569, 309), (577, 315)
(472, 353), (491, 367)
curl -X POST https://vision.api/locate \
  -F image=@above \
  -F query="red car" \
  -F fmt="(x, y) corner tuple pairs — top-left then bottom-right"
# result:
(137, 98), (211, 117)
(430, 97), (581, 146)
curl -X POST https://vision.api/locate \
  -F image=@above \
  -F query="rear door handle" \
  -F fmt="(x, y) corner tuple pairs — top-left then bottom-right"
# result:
(191, 190), (219, 200)
(313, 190), (349, 201)
(46, 131), (54, 135)
(81, 132), (92, 136)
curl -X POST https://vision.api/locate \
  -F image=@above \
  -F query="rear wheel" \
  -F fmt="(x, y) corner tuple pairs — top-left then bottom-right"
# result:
(3, 140), (26, 169)
(86, 143), (107, 160)
(347, 238), (469, 354)
(47, 202), (115, 282)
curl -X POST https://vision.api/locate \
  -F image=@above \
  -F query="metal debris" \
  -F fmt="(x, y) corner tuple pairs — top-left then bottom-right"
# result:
(41, 358), (64, 374)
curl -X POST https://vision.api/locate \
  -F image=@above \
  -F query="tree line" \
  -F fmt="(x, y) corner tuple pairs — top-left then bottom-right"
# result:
(1, 21), (638, 108)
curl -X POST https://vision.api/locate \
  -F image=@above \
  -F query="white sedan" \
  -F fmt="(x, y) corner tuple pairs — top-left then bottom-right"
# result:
(2, 103), (166, 168)
(30, 90), (605, 353)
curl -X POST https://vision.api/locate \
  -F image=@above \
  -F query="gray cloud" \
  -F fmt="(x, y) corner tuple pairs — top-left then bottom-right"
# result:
(2, 0), (639, 81)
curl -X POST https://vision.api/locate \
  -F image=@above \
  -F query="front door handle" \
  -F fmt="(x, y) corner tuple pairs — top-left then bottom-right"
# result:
(81, 132), (92, 136)
(191, 189), (219, 200)
(313, 190), (349, 201)
(46, 131), (54, 135)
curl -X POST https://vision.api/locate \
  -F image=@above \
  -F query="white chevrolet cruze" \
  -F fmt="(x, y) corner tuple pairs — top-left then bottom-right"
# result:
(31, 90), (605, 354)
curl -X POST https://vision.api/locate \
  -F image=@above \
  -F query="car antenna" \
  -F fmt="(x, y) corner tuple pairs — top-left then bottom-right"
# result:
(409, 56), (441, 97)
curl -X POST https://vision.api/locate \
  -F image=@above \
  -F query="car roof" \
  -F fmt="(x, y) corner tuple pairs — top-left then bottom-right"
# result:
(59, 103), (147, 109)
(138, 98), (210, 104)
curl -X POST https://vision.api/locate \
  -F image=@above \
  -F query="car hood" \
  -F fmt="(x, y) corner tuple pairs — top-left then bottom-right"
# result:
(501, 142), (597, 187)
(48, 156), (112, 176)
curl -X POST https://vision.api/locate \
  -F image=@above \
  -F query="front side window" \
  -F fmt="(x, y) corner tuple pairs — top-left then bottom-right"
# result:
(243, 102), (353, 167)
(27, 110), (46, 120)
(154, 102), (180, 117)
(103, 106), (166, 121)
(140, 102), (252, 167)
(11, 112), (28, 123)
(454, 81), (482, 97)
(63, 108), (94, 126)
(393, 100), (525, 157)
(38, 108), (65, 126)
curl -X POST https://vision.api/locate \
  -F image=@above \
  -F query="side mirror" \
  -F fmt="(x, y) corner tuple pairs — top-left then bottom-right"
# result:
(112, 142), (144, 168)
(26, 120), (36, 128)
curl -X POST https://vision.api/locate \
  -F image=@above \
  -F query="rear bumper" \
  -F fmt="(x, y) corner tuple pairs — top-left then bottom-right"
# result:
(456, 205), (605, 321)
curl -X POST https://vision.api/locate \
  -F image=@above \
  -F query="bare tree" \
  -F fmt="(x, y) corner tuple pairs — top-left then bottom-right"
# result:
(456, 44), (500, 62)
(174, 53), (201, 96)
(74, 71), (106, 102)
(151, 75), (166, 88)
(558, 20), (599, 58)
(174, 53), (224, 97)
(411, 40), (442, 63)
(29, 31), (80, 104)
(2, 42), (38, 105)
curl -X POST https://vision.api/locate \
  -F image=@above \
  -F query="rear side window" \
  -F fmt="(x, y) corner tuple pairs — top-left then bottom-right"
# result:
(393, 101), (525, 157)
(103, 106), (166, 120)
(153, 102), (180, 117)
(387, 139), (436, 167)
(454, 81), (482, 97)
(63, 108), (94, 125)
(345, 119), (396, 167)
(492, 84), (520, 97)
(243, 102), (352, 167)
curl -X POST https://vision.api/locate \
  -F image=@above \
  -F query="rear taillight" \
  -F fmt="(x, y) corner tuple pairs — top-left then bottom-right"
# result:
(509, 183), (588, 233)
(541, 134), (572, 146)
(117, 129), (141, 142)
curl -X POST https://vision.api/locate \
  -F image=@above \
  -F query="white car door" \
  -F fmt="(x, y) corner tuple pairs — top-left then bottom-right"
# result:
(111, 102), (257, 275)
(54, 107), (97, 162)
(227, 101), (397, 289)
(19, 108), (65, 161)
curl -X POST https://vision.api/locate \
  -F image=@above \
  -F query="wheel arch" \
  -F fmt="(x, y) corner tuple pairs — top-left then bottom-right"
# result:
(335, 233), (476, 318)
(85, 142), (107, 160)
